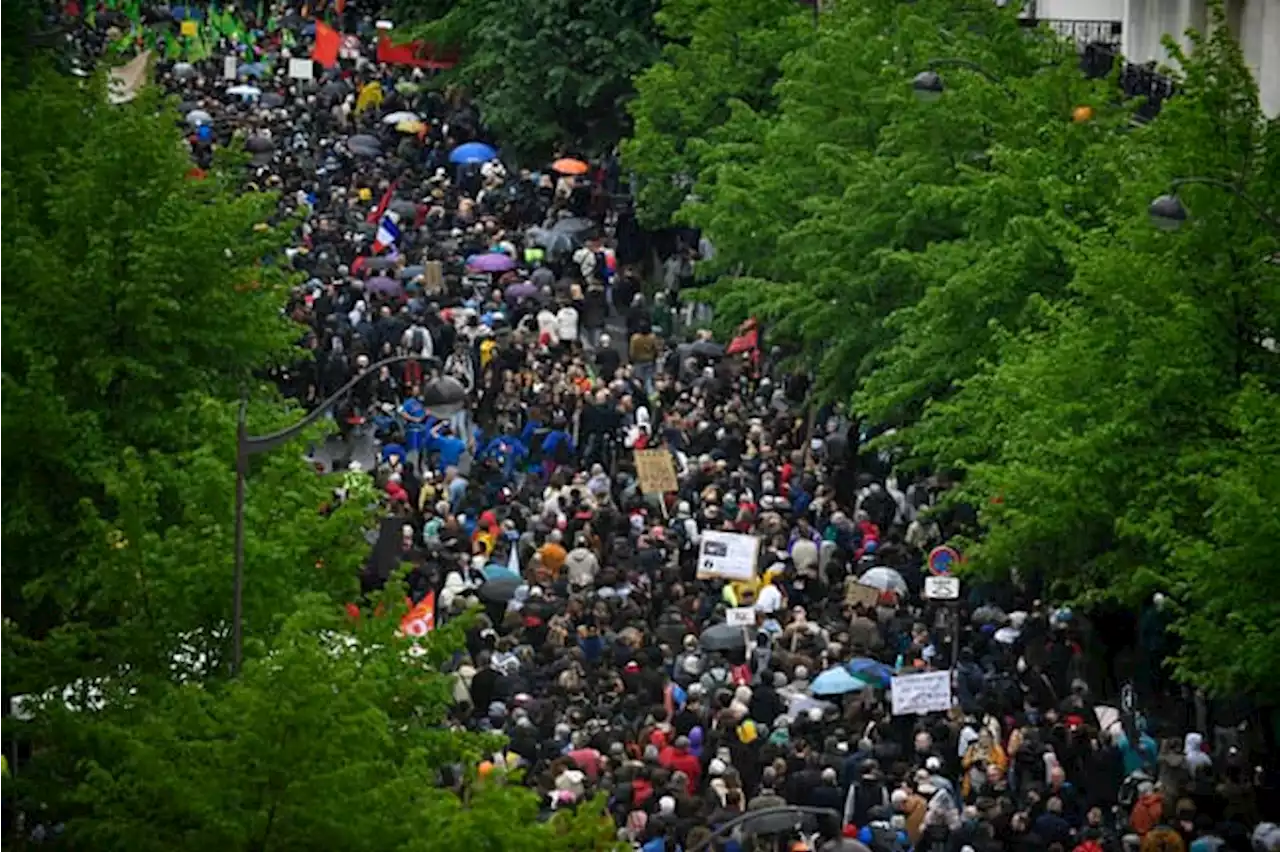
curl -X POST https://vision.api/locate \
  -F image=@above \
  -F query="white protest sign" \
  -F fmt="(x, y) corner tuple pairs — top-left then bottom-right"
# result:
(726, 607), (756, 628)
(924, 576), (960, 600)
(696, 531), (759, 582)
(891, 670), (952, 716)
(288, 58), (315, 80)
(223, 55), (238, 80)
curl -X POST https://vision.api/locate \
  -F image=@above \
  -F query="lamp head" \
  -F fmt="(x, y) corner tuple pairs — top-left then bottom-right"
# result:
(912, 70), (944, 103)
(1148, 193), (1189, 231)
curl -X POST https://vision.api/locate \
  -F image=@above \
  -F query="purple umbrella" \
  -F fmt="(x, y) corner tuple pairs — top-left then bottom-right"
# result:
(504, 281), (538, 304)
(465, 253), (516, 274)
(365, 275), (401, 297)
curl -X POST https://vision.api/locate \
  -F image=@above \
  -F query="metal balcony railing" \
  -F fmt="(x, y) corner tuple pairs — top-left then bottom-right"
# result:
(1018, 14), (1177, 123)
(1040, 18), (1123, 49)
(1078, 42), (1180, 123)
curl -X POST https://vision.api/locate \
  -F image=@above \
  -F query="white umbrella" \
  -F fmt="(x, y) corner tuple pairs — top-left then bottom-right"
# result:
(186, 108), (213, 126)
(382, 110), (420, 125)
(993, 626), (1021, 645)
(857, 566), (907, 595)
(227, 84), (262, 98)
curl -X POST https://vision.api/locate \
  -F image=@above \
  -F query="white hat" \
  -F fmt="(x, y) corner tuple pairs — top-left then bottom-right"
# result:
(708, 758), (727, 776)
(658, 796), (676, 815)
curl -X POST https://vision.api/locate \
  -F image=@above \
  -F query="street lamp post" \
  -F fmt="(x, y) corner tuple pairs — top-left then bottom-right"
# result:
(1148, 177), (1280, 234)
(231, 354), (434, 675)
(912, 58), (1017, 101)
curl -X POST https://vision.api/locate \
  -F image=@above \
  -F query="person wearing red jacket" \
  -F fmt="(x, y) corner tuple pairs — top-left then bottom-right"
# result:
(658, 735), (702, 795)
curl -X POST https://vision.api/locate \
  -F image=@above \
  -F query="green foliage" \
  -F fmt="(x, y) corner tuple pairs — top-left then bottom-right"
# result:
(664, 0), (1280, 694)
(681, 0), (1102, 402)
(3, 53), (620, 850)
(622, 0), (813, 225)
(394, 0), (662, 162)
(12, 595), (618, 852)
(2, 64), (364, 696)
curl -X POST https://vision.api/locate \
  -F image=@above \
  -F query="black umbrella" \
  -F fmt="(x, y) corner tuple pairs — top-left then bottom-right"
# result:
(261, 92), (286, 108)
(550, 216), (596, 240)
(347, 134), (381, 157)
(528, 227), (578, 255)
(245, 135), (273, 153)
(421, 376), (467, 406)
(691, 340), (726, 359)
(388, 199), (418, 218)
(361, 256), (397, 271)
(738, 809), (819, 836)
(699, 623), (746, 652)
(399, 265), (425, 280)
(320, 80), (349, 100)
(476, 576), (521, 603)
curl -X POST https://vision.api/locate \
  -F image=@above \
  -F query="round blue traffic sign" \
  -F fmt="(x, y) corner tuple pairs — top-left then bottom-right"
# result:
(928, 545), (960, 576)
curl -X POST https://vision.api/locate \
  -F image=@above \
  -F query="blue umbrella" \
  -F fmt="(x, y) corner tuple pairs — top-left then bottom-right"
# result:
(482, 562), (520, 582)
(811, 666), (870, 697)
(846, 657), (894, 687)
(448, 141), (498, 164)
(238, 62), (269, 78)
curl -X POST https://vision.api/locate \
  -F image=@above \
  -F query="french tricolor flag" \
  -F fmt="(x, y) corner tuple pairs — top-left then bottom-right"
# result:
(372, 213), (401, 255)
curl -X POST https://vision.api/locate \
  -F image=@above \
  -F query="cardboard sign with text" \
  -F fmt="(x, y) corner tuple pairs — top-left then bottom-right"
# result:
(634, 448), (679, 494)
(422, 260), (444, 294)
(844, 579), (882, 610)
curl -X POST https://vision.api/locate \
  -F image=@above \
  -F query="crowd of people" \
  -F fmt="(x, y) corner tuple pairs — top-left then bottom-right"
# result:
(73, 3), (1280, 851)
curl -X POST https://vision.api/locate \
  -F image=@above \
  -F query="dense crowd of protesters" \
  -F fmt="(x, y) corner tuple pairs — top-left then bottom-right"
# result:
(52, 3), (1280, 851)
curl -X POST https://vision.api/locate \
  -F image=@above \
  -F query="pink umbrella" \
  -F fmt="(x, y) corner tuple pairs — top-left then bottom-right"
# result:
(465, 253), (516, 274)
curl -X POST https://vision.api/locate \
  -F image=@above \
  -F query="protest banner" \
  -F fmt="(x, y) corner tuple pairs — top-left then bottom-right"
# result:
(844, 580), (881, 609)
(891, 670), (952, 716)
(696, 531), (759, 582)
(288, 58), (314, 80)
(726, 606), (756, 628)
(634, 448), (679, 494)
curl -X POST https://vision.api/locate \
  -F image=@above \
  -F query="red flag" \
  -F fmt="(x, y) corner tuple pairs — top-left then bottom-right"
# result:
(311, 21), (341, 68)
(400, 591), (436, 637)
(376, 34), (459, 69)
(335, 0), (346, 13)
(366, 178), (400, 225)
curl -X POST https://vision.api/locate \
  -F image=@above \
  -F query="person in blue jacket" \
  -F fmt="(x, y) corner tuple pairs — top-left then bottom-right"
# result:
(426, 420), (467, 472)
(539, 416), (576, 476)
(479, 434), (528, 480)
(400, 396), (428, 466)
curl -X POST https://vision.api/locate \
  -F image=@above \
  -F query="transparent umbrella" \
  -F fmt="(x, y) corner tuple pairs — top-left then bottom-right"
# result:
(857, 566), (907, 595)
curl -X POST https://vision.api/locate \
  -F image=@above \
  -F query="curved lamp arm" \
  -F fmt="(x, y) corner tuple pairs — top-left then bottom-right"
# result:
(1169, 177), (1280, 234)
(925, 57), (1005, 85)
(919, 58), (1017, 100)
(685, 806), (842, 852)
(240, 354), (440, 456)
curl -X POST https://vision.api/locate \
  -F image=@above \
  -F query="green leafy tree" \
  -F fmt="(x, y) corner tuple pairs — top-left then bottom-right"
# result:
(2, 62), (367, 695)
(394, 0), (662, 161)
(621, 0), (813, 226)
(906, 17), (1280, 697)
(10, 594), (619, 852)
(682, 0), (1079, 400)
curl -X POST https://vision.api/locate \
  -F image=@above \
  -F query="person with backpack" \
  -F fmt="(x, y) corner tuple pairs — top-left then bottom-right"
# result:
(856, 805), (910, 852)
(401, 319), (434, 359)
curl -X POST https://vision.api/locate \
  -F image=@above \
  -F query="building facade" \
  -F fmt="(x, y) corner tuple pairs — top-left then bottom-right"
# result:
(1027, 0), (1280, 116)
